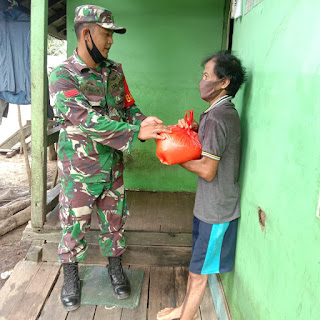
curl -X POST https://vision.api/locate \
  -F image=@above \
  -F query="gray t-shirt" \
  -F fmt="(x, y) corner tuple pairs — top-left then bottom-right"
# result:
(194, 96), (241, 224)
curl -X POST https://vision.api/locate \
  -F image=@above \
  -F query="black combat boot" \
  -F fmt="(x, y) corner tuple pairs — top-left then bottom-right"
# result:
(108, 256), (131, 299)
(61, 262), (81, 311)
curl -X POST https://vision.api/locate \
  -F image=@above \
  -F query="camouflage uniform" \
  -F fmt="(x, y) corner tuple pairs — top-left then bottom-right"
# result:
(49, 18), (146, 262)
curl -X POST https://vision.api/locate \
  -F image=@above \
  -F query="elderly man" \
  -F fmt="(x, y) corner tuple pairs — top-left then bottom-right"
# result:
(157, 51), (246, 320)
(49, 5), (170, 311)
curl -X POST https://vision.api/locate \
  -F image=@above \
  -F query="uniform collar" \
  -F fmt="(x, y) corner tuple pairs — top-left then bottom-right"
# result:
(72, 49), (115, 72)
(203, 95), (233, 113)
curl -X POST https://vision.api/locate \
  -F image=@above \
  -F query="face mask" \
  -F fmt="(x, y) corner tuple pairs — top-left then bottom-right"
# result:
(85, 30), (106, 64)
(199, 79), (223, 102)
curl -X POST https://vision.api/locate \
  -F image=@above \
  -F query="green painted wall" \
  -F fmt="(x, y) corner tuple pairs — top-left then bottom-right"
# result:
(221, 1), (320, 319)
(67, 0), (226, 191)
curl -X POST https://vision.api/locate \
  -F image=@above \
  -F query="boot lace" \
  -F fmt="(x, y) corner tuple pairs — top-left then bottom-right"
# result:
(108, 258), (127, 283)
(64, 264), (80, 295)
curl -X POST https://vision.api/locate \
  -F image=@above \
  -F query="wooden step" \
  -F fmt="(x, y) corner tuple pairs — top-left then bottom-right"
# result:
(41, 242), (192, 266)
(23, 224), (192, 246)
(24, 225), (193, 266)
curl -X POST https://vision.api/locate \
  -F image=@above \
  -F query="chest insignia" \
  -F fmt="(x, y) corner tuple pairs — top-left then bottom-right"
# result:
(80, 80), (104, 96)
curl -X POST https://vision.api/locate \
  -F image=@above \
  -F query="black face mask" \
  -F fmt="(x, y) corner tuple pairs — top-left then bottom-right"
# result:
(85, 30), (105, 64)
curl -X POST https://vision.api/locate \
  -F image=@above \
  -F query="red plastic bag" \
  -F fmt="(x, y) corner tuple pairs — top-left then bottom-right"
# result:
(156, 110), (202, 165)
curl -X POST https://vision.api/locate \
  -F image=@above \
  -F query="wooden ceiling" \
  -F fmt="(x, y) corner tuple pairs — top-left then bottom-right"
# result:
(19, 0), (67, 40)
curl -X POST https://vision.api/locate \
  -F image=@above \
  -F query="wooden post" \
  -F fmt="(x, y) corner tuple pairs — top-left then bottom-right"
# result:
(31, 0), (49, 228)
(17, 104), (32, 191)
(221, 0), (231, 50)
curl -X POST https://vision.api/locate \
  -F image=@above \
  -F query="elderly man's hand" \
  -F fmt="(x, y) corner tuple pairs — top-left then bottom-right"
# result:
(177, 118), (199, 132)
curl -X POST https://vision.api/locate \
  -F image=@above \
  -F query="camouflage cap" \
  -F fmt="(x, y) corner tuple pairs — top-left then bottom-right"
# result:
(74, 5), (126, 34)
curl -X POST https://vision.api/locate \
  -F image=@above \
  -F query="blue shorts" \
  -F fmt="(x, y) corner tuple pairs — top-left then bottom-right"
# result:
(189, 216), (238, 275)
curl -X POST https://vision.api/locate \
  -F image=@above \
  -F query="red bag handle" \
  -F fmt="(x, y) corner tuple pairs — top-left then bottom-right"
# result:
(185, 110), (194, 128)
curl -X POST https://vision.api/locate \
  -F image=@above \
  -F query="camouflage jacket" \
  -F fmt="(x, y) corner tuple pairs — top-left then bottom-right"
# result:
(49, 50), (146, 183)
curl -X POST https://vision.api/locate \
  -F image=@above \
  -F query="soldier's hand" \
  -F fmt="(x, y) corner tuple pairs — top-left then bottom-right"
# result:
(141, 116), (164, 127)
(177, 118), (199, 131)
(138, 124), (171, 140)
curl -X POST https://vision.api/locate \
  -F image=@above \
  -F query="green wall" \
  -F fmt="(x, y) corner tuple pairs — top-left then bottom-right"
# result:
(67, 0), (226, 191)
(221, 0), (320, 319)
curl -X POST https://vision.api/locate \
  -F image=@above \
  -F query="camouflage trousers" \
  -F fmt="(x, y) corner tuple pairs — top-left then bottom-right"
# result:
(58, 175), (128, 263)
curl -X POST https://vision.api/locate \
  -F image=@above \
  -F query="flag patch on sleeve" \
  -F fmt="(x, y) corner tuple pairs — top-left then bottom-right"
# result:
(123, 75), (135, 107)
(64, 89), (78, 98)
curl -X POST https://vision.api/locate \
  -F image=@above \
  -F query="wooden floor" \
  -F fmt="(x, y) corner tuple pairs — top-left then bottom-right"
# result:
(7, 191), (219, 319)
(0, 261), (217, 320)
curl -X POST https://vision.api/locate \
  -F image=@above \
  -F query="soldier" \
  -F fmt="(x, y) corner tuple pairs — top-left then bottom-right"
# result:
(49, 5), (171, 311)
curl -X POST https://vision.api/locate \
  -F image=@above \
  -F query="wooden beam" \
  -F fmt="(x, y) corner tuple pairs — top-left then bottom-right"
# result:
(56, 24), (66, 33)
(23, 227), (193, 247)
(31, 0), (48, 228)
(0, 149), (13, 153)
(42, 242), (192, 266)
(4, 136), (31, 158)
(18, 4), (30, 15)
(221, 0), (231, 50)
(18, 105), (32, 190)
(46, 184), (60, 214)
(47, 126), (60, 146)
(49, 0), (62, 8)
(0, 120), (31, 149)
(48, 24), (66, 40)
(48, 6), (66, 25)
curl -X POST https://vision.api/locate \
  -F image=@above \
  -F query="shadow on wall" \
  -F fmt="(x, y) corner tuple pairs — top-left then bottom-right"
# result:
(238, 71), (253, 189)
(219, 71), (254, 313)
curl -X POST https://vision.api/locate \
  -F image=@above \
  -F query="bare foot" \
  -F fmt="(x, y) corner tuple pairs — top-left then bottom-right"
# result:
(157, 307), (198, 320)
(157, 307), (182, 320)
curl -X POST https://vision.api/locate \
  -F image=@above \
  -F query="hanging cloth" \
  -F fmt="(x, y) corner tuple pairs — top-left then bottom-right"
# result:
(0, 97), (9, 124)
(0, 6), (30, 105)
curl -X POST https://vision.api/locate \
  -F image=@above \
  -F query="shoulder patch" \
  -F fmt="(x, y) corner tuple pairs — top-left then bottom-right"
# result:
(56, 69), (71, 78)
(64, 89), (79, 98)
(123, 75), (135, 107)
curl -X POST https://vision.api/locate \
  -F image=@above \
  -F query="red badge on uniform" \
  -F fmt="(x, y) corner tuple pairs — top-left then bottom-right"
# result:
(123, 75), (135, 108)
(64, 89), (78, 98)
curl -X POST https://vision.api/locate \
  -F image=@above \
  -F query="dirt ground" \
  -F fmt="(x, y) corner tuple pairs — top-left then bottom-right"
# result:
(0, 153), (57, 290)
